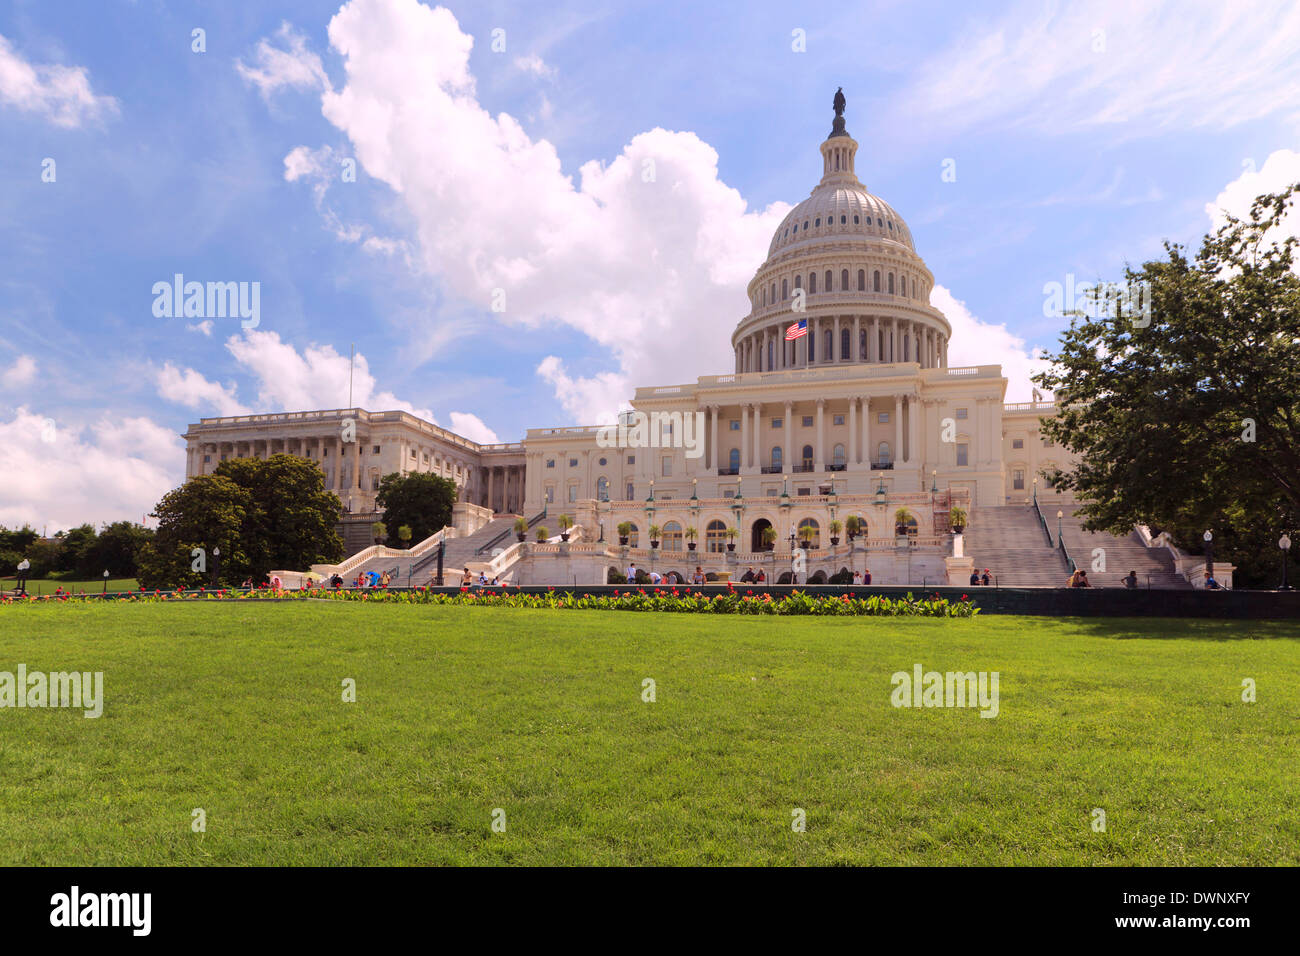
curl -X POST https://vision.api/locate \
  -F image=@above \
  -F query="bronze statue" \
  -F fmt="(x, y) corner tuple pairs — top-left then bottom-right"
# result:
(833, 87), (846, 116)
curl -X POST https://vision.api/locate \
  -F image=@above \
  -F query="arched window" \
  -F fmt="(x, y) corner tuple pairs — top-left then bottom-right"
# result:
(824, 329), (832, 360)
(832, 444), (846, 468)
(802, 444), (814, 470)
(841, 327), (850, 360)
(900, 276), (907, 297)
(781, 279), (788, 300)
(841, 269), (849, 291)
(888, 273), (895, 295)
(706, 520), (727, 553)
(857, 269), (866, 291)
(808, 272), (816, 293)
(825, 270), (832, 290)
(809, 330), (815, 362)
(877, 441), (892, 465)
(873, 270), (882, 292)
(771, 446), (783, 470)
(728, 448), (740, 472)
(859, 328), (867, 360)
(662, 521), (683, 551)
(770, 282), (776, 303)
(626, 523), (640, 547)
(797, 517), (821, 549)
(596, 476), (609, 501)
(767, 340), (773, 370)
(794, 275), (802, 290)
(761, 287), (766, 307)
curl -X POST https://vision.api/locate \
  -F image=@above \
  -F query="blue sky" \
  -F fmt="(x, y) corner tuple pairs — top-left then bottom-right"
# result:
(2, 0), (1299, 530)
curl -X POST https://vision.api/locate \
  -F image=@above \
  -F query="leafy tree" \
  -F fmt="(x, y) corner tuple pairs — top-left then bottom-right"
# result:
(213, 455), (345, 581)
(56, 524), (99, 577)
(88, 521), (154, 578)
(137, 475), (250, 589)
(1035, 184), (1300, 587)
(374, 472), (457, 547)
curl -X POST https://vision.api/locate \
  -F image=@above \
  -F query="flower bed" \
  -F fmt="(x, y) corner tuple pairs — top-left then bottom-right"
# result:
(1, 584), (978, 616)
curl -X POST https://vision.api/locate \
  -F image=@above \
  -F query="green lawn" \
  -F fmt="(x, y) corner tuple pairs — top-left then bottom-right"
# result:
(1, 603), (1296, 865)
(2, 577), (139, 595)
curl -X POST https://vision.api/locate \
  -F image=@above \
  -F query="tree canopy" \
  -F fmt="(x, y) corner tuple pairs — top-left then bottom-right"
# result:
(1034, 183), (1300, 587)
(375, 472), (457, 547)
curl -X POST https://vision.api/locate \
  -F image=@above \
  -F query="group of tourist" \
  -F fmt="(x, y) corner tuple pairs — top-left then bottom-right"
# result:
(969, 568), (993, 587)
(459, 567), (502, 587)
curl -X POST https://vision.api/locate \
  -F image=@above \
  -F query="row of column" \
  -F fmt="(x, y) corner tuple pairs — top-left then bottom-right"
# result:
(482, 464), (525, 514)
(735, 316), (947, 373)
(701, 395), (920, 473)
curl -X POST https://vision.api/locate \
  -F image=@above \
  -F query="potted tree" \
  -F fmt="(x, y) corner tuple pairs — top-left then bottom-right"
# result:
(534, 525), (549, 543)
(798, 524), (816, 549)
(725, 527), (738, 551)
(829, 519), (843, 546)
(616, 521), (632, 546)
(760, 525), (777, 551)
(648, 525), (661, 549)
(558, 513), (575, 542)
(371, 521), (387, 546)
(894, 507), (914, 538)
(949, 506), (968, 535)
(513, 516), (528, 542)
(845, 515), (861, 542)
(398, 525), (412, 548)
(685, 526), (698, 551)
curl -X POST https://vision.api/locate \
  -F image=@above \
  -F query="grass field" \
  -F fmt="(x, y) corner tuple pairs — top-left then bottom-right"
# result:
(1, 603), (1297, 865)
(1, 578), (139, 596)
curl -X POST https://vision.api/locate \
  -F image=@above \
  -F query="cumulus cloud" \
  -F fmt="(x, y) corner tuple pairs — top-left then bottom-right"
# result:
(447, 411), (499, 444)
(936, 286), (1051, 403)
(185, 320), (214, 336)
(0, 407), (182, 531)
(0, 33), (118, 127)
(1204, 149), (1300, 253)
(302, 0), (787, 423)
(236, 22), (330, 99)
(901, 0), (1300, 135)
(1, 354), (37, 389)
(156, 362), (250, 417)
(513, 54), (555, 79)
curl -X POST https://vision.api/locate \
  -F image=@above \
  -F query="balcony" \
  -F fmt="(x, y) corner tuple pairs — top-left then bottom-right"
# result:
(792, 464), (815, 473)
(760, 465), (783, 474)
(826, 464), (847, 472)
(716, 467), (739, 476)
(871, 461), (894, 470)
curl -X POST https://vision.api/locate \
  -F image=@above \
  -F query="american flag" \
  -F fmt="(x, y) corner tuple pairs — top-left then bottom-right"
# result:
(785, 318), (808, 340)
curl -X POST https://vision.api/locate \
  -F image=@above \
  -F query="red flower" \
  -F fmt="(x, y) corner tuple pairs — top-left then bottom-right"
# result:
(961, 594), (968, 600)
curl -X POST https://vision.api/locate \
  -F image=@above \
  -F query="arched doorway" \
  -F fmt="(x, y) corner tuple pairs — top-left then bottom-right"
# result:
(751, 517), (774, 552)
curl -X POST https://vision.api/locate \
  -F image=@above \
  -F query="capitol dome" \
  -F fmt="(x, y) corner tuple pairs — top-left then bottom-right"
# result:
(733, 91), (950, 375)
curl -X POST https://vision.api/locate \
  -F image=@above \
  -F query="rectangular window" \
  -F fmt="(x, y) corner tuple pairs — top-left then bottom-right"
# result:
(771, 418), (783, 428)
(546, 459), (555, 468)
(802, 416), (814, 427)
(878, 412), (889, 424)
(957, 443), (969, 466)
(1012, 438), (1024, 449)
(546, 487), (555, 503)
(729, 420), (740, 431)
(627, 455), (635, 465)
(956, 408), (968, 419)
(569, 458), (578, 467)
(764, 487), (778, 497)
(372, 445), (381, 454)
(798, 487), (811, 496)
(568, 485), (577, 503)
(203, 455), (211, 463)
(409, 448), (416, 458)
(662, 456), (672, 477)
(626, 482), (634, 500)
(1013, 469), (1025, 490)
(833, 414), (845, 426)
(723, 489), (735, 498)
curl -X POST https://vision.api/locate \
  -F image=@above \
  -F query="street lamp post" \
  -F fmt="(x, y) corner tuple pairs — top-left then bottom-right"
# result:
(1056, 510), (1063, 546)
(1279, 534), (1292, 591)
(1203, 530), (1213, 585)
(211, 546), (220, 589)
(102, 570), (109, 594)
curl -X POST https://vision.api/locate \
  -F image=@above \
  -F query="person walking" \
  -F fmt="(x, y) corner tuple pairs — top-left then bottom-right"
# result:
(15, 557), (29, 595)
(981, 568), (991, 587)
(1123, 570), (1138, 589)
(626, 563), (637, 584)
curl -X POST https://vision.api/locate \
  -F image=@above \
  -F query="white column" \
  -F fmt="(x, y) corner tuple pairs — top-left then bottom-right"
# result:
(740, 403), (750, 470)
(894, 396), (903, 466)
(833, 316), (841, 363)
(908, 395), (919, 465)
(815, 399), (825, 471)
(753, 402), (762, 469)
(848, 397), (858, 465)
(783, 401), (792, 474)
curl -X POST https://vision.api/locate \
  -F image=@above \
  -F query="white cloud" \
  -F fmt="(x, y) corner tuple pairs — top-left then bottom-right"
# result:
(901, 0), (1300, 135)
(236, 22), (330, 100)
(447, 411), (499, 444)
(0, 407), (182, 531)
(0, 33), (118, 127)
(1, 354), (37, 389)
(156, 362), (250, 417)
(513, 54), (555, 79)
(1205, 149), (1300, 252)
(299, 0), (787, 424)
(936, 285), (1050, 403)
(185, 320), (214, 336)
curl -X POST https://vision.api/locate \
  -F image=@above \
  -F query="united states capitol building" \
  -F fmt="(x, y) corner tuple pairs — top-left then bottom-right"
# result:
(184, 95), (1218, 589)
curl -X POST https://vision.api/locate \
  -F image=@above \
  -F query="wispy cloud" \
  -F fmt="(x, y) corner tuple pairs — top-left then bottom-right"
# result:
(0, 33), (118, 127)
